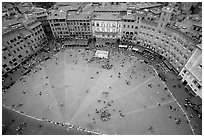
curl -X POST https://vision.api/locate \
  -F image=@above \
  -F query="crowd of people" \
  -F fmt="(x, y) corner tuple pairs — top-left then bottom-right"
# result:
(101, 63), (113, 70)
(184, 98), (202, 119)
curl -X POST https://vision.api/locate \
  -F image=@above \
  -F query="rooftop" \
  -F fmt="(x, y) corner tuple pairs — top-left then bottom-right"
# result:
(94, 4), (128, 12)
(162, 6), (174, 13)
(19, 28), (33, 37)
(129, 2), (162, 10)
(33, 7), (47, 13)
(32, 7), (48, 17)
(187, 15), (202, 26)
(2, 16), (25, 34)
(141, 19), (158, 27)
(67, 12), (91, 20)
(56, 2), (86, 11)
(81, 3), (98, 14)
(55, 2), (70, 7)
(2, 24), (24, 36)
(122, 14), (135, 20)
(47, 7), (68, 20)
(2, 17), (24, 28)
(165, 25), (199, 45)
(17, 3), (34, 14)
(66, 3), (96, 21)
(150, 8), (161, 15)
(23, 18), (41, 29)
(70, 4), (98, 19)
(92, 13), (121, 21)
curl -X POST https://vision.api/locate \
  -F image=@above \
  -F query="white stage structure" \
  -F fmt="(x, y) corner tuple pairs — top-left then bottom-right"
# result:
(94, 50), (109, 59)
(119, 45), (128, 48)
(132, 47), (139, 51)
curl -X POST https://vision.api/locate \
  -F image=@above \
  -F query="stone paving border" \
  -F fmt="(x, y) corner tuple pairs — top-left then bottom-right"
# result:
(160, 81), (195, 135)
(150, 63), (195, 134)
(2, 105), (103, 135)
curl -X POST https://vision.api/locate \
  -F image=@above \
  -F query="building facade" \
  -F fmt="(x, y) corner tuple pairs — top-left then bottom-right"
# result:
(33, 7), (52, 37)
(179, 45), (202, 97)
(67, 13), (92, 39)
(121, 7), (198, 73)
(93, 3), (127, 16)
(2, 18), (48, 75)
(121, 14), (137, 41)
(47, 7), (70, 40)
(91, 13), (122, 40)
(23, 18), (48, 52)
(2, 28), (32, 74)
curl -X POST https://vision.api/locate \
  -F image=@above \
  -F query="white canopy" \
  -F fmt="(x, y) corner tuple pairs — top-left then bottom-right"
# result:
(132, 47), (138, 51)
(119, 45), (128, 48)
(95, 50), (109, 59)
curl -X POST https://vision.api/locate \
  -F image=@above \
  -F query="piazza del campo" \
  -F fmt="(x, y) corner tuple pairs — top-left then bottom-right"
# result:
(2, 1), (202, 135)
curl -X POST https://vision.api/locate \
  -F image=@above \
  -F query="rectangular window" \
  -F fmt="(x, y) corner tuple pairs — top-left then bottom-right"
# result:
(10, 40), (14, 43)
(192, 79), (197, 85)
(12, 58), (17, 62)
(197, 84), (201, 89)
(3, 64), (7, 68)
(14, 62), (18, 66)
(9, 60), (13, 64)
(18, 55), (22, 58)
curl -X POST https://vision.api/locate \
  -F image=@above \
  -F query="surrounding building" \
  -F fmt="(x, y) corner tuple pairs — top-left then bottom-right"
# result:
(179, 44), (202, 97)
(2, 17), (48, 75)
(2, 2), (20, 17)
(2, 27), (33, 74)
(121, 14), (138, 41)
(22, 18), (48, 52)
(91, 13), (122, 40)
(120, 6), (199, 73)
(2, 2), (202, 97)
(66, 3), (96, 39)
(127, 2), (163, 14)
(31, 7), (53, 39)
(47, 6), (69, 40)
(93, 3), (128, 16)
(67, 13), (92, 39)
